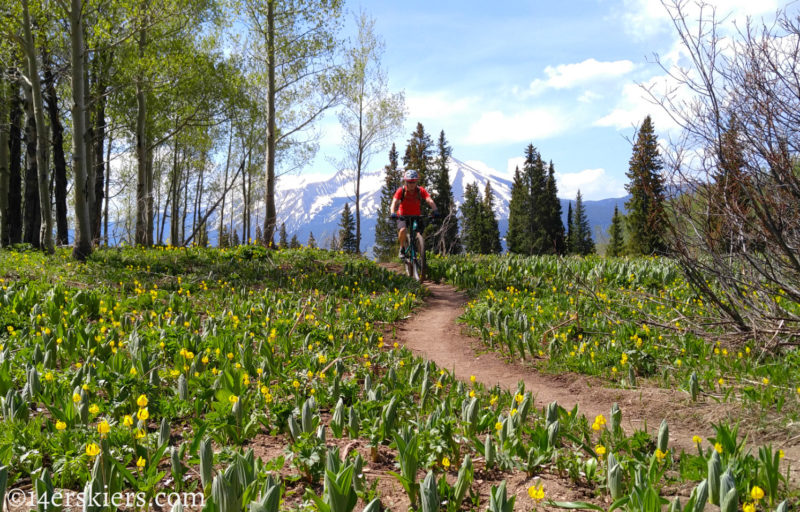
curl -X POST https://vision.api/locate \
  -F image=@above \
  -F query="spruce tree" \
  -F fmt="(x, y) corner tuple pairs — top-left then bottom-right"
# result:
(482, 181), (502, 254)
(460, 183), (483, 253)
(565, 203), (573, 254)
(402, 122), (434, 188)
(544, 161), (566, 254)
(338, 202), (358, 253)
(606, 204), (625, 257)
(307, 231), (317, 249)
(373, 144), (403, 260)
(625, 115), (667, 255)
(571, 190), (594, 255)
(430, 130), (461, 255)
(523, 144), (548, 254)
(506, 166), (532, 254)
(278, 223), (288, 249)
(289, 234), (300, 249)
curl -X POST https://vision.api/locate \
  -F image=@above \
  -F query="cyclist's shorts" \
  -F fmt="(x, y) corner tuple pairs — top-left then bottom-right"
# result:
(396, 219), (407, 230)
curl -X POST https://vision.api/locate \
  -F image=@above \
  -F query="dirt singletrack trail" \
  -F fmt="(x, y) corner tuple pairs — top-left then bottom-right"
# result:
(383, 264), (800, 480)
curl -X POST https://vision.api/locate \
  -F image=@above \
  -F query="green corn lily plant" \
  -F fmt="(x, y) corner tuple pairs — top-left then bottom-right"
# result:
(380, 395), (399, 441)
(758, 445), (782, 506)
(607, 452), (622, 500)
(0, 466), (7, 512)
(708, 450), (722, 505)
(684, 479), (709, 512)
(198, 438), (214, 493)
(34, 471), (59, 512)
(247, 475), (282, 512)
(461, 396), (479, 435)
(656, 419), (669, 454)
(487, 481), (515, 512)
(389, 428), (420, 506)
(419, 471), (440, 512)
(305, 463), (359, 512)
(719, 471), (737, 512)
(330, 398), (345, 438)
(447, 454), (473, 512)
(689, 372), (700, 401)
(610, 403), (622, 438)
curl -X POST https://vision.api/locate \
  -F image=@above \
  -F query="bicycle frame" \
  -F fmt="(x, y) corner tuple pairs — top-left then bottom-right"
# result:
(395, 214), (427, 281)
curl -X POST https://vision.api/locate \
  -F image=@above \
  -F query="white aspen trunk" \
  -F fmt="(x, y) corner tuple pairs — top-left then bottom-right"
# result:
(21, 0), (54, 253)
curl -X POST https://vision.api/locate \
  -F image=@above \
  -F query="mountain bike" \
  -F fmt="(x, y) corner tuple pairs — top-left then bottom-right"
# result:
(393, 214), (428, 282)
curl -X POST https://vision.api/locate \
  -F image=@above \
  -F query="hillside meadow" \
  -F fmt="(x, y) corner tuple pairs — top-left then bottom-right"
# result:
(0, 246), (796, 511)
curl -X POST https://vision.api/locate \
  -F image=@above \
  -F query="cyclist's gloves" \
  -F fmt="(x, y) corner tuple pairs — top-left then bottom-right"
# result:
(390, 213), (398, 220)
(432, 210), (442, 218)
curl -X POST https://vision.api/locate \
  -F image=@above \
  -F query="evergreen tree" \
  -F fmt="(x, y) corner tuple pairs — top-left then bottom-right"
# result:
(460, 183), (483, 253)
(232, 230), (241, 247)
(338, 202), (358, 253)
(506, 166), (531, 254)
(482, 181), (502, 254)
(402, 122), (434, 188)
(571, 190), (594, 255)
(430, 130), (461, 255)
(307, 231), (317, 249)
(278, 222), (288, 249)
(523, 144), (548, 254)
(565, 203), (573, 254)
(219, 226), (230, 248)
(289, 234), (300, 248)
(606, 204), (625, 257)
(625, 115), (667, 255)
(544, 161), (566, 254)
(255, 226), (264, 246)
(373, 144), (403, 260)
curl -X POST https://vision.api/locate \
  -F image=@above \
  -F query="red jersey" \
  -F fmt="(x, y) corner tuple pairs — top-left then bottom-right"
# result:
(394, 186), (430, 215)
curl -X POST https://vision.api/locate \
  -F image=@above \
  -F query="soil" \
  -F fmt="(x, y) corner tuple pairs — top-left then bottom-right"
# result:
(382, 264), (800, 492)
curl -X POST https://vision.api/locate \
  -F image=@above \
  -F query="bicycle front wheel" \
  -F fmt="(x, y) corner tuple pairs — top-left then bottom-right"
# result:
(412, 233), (426, 282)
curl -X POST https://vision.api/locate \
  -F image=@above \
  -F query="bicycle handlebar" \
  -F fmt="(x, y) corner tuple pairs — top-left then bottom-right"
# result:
(390, 213), (439, 220)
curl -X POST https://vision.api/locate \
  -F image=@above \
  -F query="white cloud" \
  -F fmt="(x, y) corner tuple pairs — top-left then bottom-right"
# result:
(497, 161), (627, 200)
(556, 168), (627, 201)
(578, 91), (602, 103)
(464, 108), (571, 145)
(507, 157), (525, 177)
(528, 59), (635, 95)
(593, 75), (682, 134)
(619, 0), (782, 40)
(406, 91), (477, 121)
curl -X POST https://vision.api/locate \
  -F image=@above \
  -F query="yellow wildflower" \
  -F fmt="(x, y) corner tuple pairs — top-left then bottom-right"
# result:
(86, 443), (100, 458)
(528, 484), (545, 500)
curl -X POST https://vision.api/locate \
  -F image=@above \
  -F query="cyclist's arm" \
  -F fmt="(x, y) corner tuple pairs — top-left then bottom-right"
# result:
(390, 197), (399, 215)
(425, 196), (438, 213)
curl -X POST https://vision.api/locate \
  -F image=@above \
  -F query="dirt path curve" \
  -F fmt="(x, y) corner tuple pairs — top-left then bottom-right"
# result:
(386, 267), (800, 482)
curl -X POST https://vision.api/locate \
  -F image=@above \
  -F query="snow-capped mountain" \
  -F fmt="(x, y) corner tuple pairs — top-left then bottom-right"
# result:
(275, 157), (513, 255)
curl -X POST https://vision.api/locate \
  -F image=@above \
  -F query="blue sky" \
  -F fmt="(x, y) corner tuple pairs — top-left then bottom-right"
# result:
(309, 0), (785, 200)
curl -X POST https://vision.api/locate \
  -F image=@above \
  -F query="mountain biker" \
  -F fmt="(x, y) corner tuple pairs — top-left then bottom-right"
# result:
(390, 169), (439, 259)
